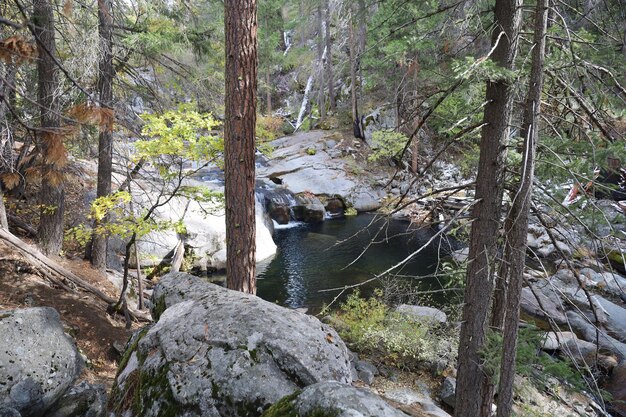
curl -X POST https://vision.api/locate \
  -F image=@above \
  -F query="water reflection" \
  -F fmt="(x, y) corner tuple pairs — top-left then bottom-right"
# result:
(256, 214), (454, 311)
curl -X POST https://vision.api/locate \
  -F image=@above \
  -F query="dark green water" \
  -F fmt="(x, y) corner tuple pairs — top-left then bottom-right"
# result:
(256, 214), (456, 311)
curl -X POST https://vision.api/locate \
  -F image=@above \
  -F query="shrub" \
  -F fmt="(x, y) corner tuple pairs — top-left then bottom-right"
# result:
(367, 130), (408, 162)
(344, 207), (358, 216)
(257, 115), (284, 142)
(331, 289), (455, 369)
(481, 325), (588, 393)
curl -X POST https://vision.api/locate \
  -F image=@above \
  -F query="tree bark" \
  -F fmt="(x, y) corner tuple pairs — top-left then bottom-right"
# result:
(34, 0), (65, 256)
(455, 0), (522, 415)
(91, 0), (114, 270)
(224, 0), (258, 293)
(324, 0), (335, 112)
(496, 1), (548, 415)
(0, 64), (16, 231)
(317, 2), (325, 123)
(266, 62), (272, 115)
(349, 10), (362, 139)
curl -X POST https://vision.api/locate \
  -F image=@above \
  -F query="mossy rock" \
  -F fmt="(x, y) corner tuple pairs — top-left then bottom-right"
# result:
(261, 391), (339, 417)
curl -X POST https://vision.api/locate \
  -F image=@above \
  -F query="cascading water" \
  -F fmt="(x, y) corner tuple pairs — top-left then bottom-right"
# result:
(255, 185), (305, 227)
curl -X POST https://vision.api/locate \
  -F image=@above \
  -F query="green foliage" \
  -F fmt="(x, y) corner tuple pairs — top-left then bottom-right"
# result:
(139, 105), (223, 168)
(439, 260), (466, 290)
(367, 130), (408, 162)
(256, 116), (284, 142)
(306, 147), (317, 156)
(66, 106), (224, 250)
(481, 326), (586, 392)
(90, 192), (132, 222)
(344, 207), (358, 216)
(332, 289), (450, 368)
(452, 56), (516, 83)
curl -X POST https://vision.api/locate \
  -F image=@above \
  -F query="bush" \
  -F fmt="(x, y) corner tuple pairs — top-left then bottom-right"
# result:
(330, 289), (455, 369)
(367, 130), (408, 162)
(481, 325), (588, 393)
(257, 115), (284, 142)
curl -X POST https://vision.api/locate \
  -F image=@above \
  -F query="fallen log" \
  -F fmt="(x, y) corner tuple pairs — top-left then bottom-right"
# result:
(8, 214), (37, 237)
(0, 228), (150, 321)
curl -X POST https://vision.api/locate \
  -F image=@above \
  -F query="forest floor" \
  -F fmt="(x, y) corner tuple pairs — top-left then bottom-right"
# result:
(0, 240), (135, 388)
(0, 157), (138, 388)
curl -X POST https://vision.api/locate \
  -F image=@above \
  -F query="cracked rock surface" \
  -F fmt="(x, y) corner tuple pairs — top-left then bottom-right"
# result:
(110, 272), (352, 416)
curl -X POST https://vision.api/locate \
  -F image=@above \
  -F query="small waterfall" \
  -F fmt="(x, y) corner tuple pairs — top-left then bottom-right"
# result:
(255, 186), (303, 228)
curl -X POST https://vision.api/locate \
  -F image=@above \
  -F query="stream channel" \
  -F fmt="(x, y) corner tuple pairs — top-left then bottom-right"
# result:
(255, 214), (458, 312)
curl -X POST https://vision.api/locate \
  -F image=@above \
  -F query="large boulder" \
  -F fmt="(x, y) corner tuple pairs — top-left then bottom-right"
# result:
(261, 381), (409, 417)
(44, 381), (107, 417)
(295, 194), (326, 222)
(0, 308), (84, 417)
(257, 131), (386, 213)
(520, 286), (567, 328)
(110, 273), (352, 416)
(129, 188), (277, 272)
(608, 360), (626, 417)
(395, 305), (447, 324)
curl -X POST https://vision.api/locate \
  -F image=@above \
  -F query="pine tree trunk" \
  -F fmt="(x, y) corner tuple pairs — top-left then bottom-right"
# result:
(34, 0), (65, 256)
(91, 0), (114, 270)
(324, 0), (335, 112)
(496, 1), (548, 415)
(266, 63), (272, 115)
(455, 0), (522, 415)
(317, 2), (325, 123)
(349, 11), (361, 139)
(224, 0), (258, 294)
(0, 64), (15, 230)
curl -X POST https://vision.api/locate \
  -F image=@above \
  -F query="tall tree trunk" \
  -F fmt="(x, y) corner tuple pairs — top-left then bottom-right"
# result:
(266, 63), (272, 115)
(0, 64), (16, 230)
(91, 0), (114, 270)
(34, 0), (65, 256)
(455, 0), (522, 415)
(349, 10), (362, 139)
(324, 0), (335, 112)
(298, 0), (306, 46)
(496, 1), (548, 415)
(356, 0), (366, 94)
(224, 0), (258, 294)
(317, 1), (325, 123)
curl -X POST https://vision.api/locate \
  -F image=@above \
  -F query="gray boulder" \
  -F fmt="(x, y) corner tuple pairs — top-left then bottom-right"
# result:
(262, 381), (409, 417)
(520, 286), (567, 327)
(439, 377), (456, 409)
(295, 194), (326, 222)
(0, 407), (21, 417)
(566, 311), (626, 360)
(0, 308), (83, 417)
(44, 381), (106, 417)
(111, 273), (352, 416)
(257, 131), (386, 213)
(383, 388), (451, 417)
(395, 305), (447, 324)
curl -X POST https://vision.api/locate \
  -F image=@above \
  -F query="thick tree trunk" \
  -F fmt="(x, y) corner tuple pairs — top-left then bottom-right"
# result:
(455, 0), (522, 415)
(91, 0), (114, 270)
(496, 1), (548, 415)
(224, 0), (258, 294)
(34, 0), (65, 256)
(324, 0), (335, 112)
